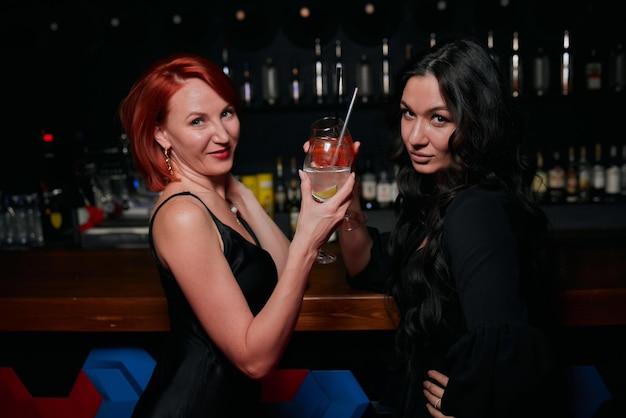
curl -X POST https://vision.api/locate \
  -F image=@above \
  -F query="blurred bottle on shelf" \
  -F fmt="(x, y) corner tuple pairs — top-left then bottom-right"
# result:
(0, 192), (7, 246)
(274, 156), (287, 214)
(356, 54), (373, 103)
(547, 149), (565, 204)
(360, 156), (378, 210)
(487, 30), (501, 68)
(376, 168), (393, 209)
(289, 60), (302, 104)
(287, 157), (301, 211)
(287, 157), (301, 238)
(585, 48), (603, 91)
(621, 145), (626, 200)
(240, 62), (254, 106)
(332, 40), (346, 104)
(565, 146), (579, 203)
(591, 143), (606, 203)
(381, 38), (391, 100)
(37, 129), (80, 248)
(261, 57), (280, 105)
(25, 193), (44, 247)
(405, 44), (413, 63)
(313, 38), (327, 105)
(391, 164), (400, 203)
(257, 172), (274, 218)
(221, 46), (231, 78)
(560, 30), (573, 96)
(510, 31), (523, 97)
(429, 32), (437, 48)
(604, 145), (621, 203)
(532, 46), (550, 97)
(577, 145), (591, 203)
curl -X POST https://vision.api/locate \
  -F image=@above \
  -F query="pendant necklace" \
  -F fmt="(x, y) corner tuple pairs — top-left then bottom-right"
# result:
(184, 176), (241, 225)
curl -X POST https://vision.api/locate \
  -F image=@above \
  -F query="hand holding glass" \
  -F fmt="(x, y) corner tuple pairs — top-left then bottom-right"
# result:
(303, 116), (366, 263)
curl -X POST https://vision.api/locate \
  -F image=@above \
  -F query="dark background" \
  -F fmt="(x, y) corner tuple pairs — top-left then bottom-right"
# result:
(3, 0), (624, 193)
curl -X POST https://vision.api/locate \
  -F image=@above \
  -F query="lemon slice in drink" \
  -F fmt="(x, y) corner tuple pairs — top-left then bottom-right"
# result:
(314, 185), (338, 200)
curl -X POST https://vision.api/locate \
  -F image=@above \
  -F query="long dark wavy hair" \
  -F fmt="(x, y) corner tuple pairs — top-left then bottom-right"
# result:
(385, 38), (551, 368)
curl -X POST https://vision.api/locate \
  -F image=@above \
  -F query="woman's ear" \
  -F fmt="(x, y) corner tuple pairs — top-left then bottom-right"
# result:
(154, 125), (170, 149)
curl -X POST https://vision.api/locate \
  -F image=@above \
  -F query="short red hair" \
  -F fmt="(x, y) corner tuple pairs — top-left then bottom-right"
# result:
(119, 53), (240, 192)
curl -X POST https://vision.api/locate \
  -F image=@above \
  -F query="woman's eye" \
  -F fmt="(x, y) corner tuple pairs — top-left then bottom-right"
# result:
(222, 108), (235, 118)
(432, 115), (449, 125)
(401, 108), (414, 118)
(191, 118), (203, 126)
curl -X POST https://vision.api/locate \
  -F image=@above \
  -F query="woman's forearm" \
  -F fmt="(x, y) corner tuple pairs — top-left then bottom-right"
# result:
(337, 213), (374, 277)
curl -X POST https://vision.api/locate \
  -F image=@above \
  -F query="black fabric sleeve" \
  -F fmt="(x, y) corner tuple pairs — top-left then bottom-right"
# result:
(345, 226), (392, 294)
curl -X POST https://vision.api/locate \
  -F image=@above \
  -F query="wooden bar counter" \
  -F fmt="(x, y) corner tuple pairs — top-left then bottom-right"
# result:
(1, 229), (626, 333)
(0, 243), (398, 333)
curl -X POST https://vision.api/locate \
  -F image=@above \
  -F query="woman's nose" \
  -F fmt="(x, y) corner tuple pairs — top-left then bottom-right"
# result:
(408, 120), (428, 146)
(210, 124), (229, 143)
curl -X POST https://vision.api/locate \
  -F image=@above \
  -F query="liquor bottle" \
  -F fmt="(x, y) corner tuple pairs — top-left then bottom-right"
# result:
(240, 62), (253, 106)
(313, 38), (327, 105)
(289, 60), (302, 104)
(590, 143), (605, 203)
(376, 168), (393, 209)
(609, 43), (625, 93)
(510, 31), (523, 97)
(565, 146), (579, 203)
(287, 157), (301, 238)
(531, 150), (548, 203)
(577, 145), (591, 203)
(560, 30), (573, 96)
(585, 48), (603, 91)
(405, 44), (413, 63)
(274, 156), (287, 214)
(547, 149), (565, 204)
(0, 193), (8, 248)
(605, 145), (621, 203)
(381, 38), (391, 100)
(532, 46), (550, 97)
(356, 54), (373, 103)
(289, 198), (300, 239)
(621, 145), (626, 200)
(332, 40), (346, 104)
(256, 173), (274, 218)
(487, 30), (500, 68)
(429, 32), (437, 48)
(261, 57), (280, 106)
(287, 157), (301, 210)
(360, 156), (378, 210)
(221, 46), (231, 78)
(391, 164), (400, 202)
(24, 192), (44, 247)
(11, 194), (27, 247)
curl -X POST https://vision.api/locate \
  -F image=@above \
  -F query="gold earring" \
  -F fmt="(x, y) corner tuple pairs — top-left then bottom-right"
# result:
(163, 148), (173, 175)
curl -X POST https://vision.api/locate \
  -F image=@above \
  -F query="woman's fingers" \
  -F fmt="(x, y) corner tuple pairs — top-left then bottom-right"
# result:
(427, 369), (449, 387)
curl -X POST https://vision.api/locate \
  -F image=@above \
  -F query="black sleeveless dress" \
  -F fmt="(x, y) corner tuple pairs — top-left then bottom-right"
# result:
(132, 192), (278, 418)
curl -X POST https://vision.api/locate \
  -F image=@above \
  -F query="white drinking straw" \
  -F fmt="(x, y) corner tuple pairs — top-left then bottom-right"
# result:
(332, 87), (358, 166)
(338, 87), (358, 143)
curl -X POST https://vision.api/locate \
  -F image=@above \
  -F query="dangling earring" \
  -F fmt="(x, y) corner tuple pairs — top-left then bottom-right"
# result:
(163, 148), (173, 175)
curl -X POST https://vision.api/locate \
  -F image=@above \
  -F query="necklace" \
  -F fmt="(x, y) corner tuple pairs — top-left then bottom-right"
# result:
(183, 176), (241, 225)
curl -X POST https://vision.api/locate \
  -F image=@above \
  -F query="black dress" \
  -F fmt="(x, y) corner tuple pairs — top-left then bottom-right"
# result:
(132, 192), (278, 418)
(348, 187), (568, 418)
